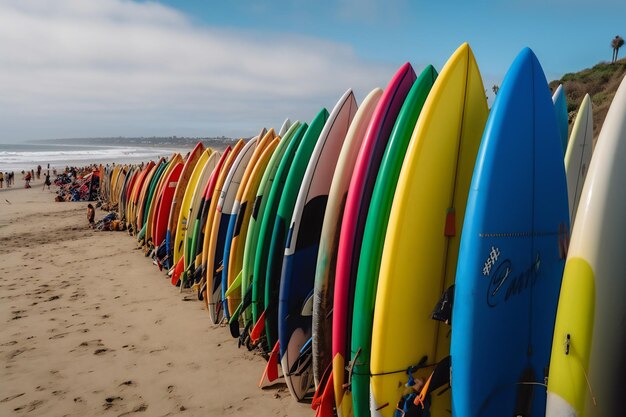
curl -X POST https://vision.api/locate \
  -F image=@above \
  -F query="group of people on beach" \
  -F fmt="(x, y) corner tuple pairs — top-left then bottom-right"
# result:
(54, 165), (100, 202)
(0, 164), (75, 190)
(0, 171), (15, 188)
(21, 167), (41, 189)
(0, 169), (39, 189)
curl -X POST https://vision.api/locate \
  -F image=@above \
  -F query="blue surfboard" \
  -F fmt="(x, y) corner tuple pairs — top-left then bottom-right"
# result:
(450, 48), (569, 417)
(279, 91), (356, 401)
(220, 211), (238, 319)
(263, 109), (327, 353)
(217, 138), (258, 319)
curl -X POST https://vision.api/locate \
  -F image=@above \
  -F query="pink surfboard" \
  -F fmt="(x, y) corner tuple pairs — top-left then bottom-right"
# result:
(331, 62), (417, 416)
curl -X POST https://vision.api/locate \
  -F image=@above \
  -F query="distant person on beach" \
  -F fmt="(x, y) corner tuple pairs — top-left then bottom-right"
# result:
(0, 172), (4, 189)
(24, 172), (32, 188)
(37, 165), (41, 179)
(43, 174), (51, 190)
(53, 168), (57, 176)
(87, 204), (95, 227)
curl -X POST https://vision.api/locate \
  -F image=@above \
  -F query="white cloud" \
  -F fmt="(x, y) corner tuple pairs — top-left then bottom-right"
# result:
(0, 0), (395, 141)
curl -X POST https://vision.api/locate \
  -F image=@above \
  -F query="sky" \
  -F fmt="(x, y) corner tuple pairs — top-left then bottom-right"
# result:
(0, 0), (624, 143)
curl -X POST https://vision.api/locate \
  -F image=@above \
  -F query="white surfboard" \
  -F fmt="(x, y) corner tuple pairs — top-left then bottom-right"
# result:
(546, 75), (626, 417)
(564, 94), (593, 224)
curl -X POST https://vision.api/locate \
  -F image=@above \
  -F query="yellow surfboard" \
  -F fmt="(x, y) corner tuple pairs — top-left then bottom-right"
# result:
(546, 72), (626, 417)
(172, 148), (213, 267)
(182, 151), (221, 279)
(370, 43), (488, 417)
(226, 134), (280, 321)
(110, 165), (122, 206)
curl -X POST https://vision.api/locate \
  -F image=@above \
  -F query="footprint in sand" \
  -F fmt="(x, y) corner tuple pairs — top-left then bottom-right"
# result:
(8, 348), (30, 360)
(103, 396), (123, 410)
(0, 392), (25, 403)
(13, 399), (45, 412)
(77, 339), (103, 349)
(118, 403), (149, 416)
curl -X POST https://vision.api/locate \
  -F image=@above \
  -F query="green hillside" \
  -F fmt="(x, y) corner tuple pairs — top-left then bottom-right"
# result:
(549, 58), (626, 142)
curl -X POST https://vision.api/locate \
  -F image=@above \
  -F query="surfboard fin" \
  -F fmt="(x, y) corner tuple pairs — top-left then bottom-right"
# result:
(312, 368), (335, 417)
(228, 303), (244, 338)
(198, 280), (206, 301)
(170, 257), (184, 286)
(192, 265), (204, 285)
(431, 285), (455, 325)
(237, 321), (253, 350)
(225, 271), (243, 297)
(413, 355), (451, 409)
(250, 310), (266, 345)
(301, 290), (314, 316)
(259, 341), (281, 387)
(229, 285), (255, 340)
(289, 337), (313, 376)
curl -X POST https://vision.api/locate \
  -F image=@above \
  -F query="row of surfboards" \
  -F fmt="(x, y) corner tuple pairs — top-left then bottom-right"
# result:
(98, 43), (625, 417)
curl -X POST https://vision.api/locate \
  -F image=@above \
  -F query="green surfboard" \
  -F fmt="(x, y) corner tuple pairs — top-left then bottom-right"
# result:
(251, 123), (308, 341)
(350, 65), (437, 417)
(264, 108), (329, 350)
(142, 160), (168, 228)
(240, 123), (301, 325)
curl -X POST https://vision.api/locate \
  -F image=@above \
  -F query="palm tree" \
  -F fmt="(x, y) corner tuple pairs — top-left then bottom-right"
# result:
(611, 35), (624, 63)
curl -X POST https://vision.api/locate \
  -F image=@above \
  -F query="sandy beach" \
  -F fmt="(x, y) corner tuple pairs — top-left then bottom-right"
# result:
(0, 181), (306, 416)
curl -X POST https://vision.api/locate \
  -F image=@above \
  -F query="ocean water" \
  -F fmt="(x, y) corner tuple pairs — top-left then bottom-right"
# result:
(0, 142), (186, 172)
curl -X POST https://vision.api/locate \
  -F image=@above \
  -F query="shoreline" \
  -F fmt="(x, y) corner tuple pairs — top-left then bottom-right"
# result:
(0, 182), (305, 416)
